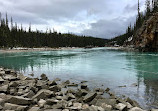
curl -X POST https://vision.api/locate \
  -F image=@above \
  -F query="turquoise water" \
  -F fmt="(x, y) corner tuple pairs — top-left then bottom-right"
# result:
(0, 47), (158, 109)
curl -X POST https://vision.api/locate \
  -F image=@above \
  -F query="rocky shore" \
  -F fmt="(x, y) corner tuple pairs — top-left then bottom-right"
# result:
(0, 67), (156, 111)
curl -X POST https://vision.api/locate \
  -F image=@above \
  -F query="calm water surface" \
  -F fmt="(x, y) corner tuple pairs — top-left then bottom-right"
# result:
(0, 47), (158, 109)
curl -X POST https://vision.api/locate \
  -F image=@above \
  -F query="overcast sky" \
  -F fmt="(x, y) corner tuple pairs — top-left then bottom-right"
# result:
(0, 0), (145, 39)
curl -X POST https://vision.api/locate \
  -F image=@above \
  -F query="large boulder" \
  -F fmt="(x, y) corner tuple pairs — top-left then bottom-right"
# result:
(129, 107), (144, 111)
(28, 107), (41, 111)
(83, 92), (97, 103)
(4, 103), (29, 111)
(40, 74), (48, 81)
(115, 103), (127, 111)
(32, 89), (54, 101)
(0, 85), (8, 93)
(7, 96), (32, 105)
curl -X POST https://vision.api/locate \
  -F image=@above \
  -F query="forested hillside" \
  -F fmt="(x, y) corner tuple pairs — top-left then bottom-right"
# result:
(0, 13), (107, 48)
(108, 0), (158, 48)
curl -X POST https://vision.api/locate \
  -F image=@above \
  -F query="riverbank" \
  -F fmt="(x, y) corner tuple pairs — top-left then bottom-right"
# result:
(0, 47), (81, 53)
(0, 67), (154, 111)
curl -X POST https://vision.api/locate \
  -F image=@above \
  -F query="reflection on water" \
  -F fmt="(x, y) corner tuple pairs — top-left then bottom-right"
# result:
(0, 48), (158, 109)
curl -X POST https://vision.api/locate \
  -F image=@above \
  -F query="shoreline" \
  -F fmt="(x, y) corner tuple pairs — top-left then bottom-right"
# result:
(0, 47), (82, 53)
(0, 67), (154, 111)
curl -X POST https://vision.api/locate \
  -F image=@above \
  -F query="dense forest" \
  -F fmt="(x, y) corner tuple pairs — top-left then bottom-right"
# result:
(0, 13), (107, 48)
(108, 0), (158, 46)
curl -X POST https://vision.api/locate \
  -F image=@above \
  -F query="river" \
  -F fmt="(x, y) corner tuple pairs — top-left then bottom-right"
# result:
(0, 47), (158, 109)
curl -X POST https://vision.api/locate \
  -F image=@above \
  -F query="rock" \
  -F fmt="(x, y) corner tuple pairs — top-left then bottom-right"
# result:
(0, 98), (5, 106)
(88, 105), (98, 111)
(46, 99), (59, 105)
(81, 84), (88, 89)
(81, 80), (88, 83)
(28, 73), (34, 77)
(76, 89), (88, 97)
(49, 85), (61, 92)
(132, 83), (138, 87)
(9, 87), (17, 95)
(32, 89), (54, 101)
(44, 109), (62, 111)
(151, 109), (158, 111)
(101, 103), (112, 111)
(62, 109), (69, 111)
(28, 107), (41, 111)
(48, 80), (57, 86)
(82, 104), (89, 109)
(7, 96), (32, 105)
(4, 103), (29, 111)
(38, 99), (46, 108)
(73, 103), (82, 109)
(67, 83), (78, 87)
(83, 92), (97, 103)
(65, 80), (70, 84)
(67, 93), (76, 100)
(129, 107), (144, 111)
(40, 74), (48, 80)
(126, 97), (140, 107)
(66, 88), (76, 95)
(9, 81), (19, 87)
(54, 78), (61, 81)
(98, 106), (105, 111)
(5, 69), (11, 74)
(0, 85), (8, 93)
(3, 75), (18, 81)
(105, 88), (110, 92)
(118, 85), (126, 88)
(22, 90), (35, 98)
(96, 98), (116, 106)
(0, 76), (5, 82)
(115, 103), (127, 111)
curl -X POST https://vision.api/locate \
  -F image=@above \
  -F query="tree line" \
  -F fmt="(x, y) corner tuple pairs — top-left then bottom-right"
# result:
(0, 13), (107, 48)
(108, 0), (158, 46)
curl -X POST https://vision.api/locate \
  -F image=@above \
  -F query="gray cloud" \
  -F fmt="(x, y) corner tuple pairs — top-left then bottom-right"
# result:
(82, 15), (137, 39)
(0, 0), (145, 39)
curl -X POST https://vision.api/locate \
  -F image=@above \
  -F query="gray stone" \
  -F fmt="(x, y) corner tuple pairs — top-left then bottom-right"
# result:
(83, 92), (97, 103)
(38, 99), (46, 108)
(3, 75), (18, 81)
(126, 97), (140, 107)
(22, 90), (35, 98)
(115, 103), (127, 111)
(151, 109), (158, 111)
(9, 81), (19, 87)
(0, 77), (5, 82)
(49, 85), (61, 92)
(4, 103), (28, 111)
(40, 74), (48, 80)
(88, 105), (98, 111)
(28, 107), (41, 111)
(48, 80), (57, 86)
(129, 107), (144, 111)
(0, 85), (8, 93)
(0, 98), (5, 106)
(67, 83), (78, 87)
(7, 96), (32, 105)
(101, 103), (112, 111)
(46, 99), (59, 105)
(82, 104), (89, 109)
(67, 93), (76, 100)
(81, 84), (88, 89)
(98, 106), (105, 111)
(5, 69), (11, 74)
(44, 109), (62, 111)
(32, 89), (54, 101)
(96, 98), (116, 106)
(73, 103), (82, 109)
